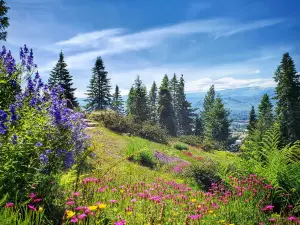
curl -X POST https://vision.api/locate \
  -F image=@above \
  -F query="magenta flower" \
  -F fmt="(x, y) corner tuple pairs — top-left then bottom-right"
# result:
(73, 192), (80, 197)
(29, 193), (36, 199)
(77, 214), (87, 220)
(109, 199), (118, 203)
(33, 198), (42, 203)
(189, 214), (202, 220)
(5, 202), (14, 208)
(268, 218), (275, 222)
(28, 204), (37, 211)
(114, 220), (126, 225)
(70, 216), (78, 223)
(131, 198), (137, 202)
(288, 216), (296, 221)
(262, 205), (274, 211)
(67, 201), (75, 205)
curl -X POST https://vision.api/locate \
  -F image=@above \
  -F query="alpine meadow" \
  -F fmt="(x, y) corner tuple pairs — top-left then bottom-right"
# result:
(1, 0), (300, 224)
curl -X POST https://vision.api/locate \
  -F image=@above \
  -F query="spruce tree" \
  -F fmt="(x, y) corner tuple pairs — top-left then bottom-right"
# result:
(48, 51), (78, 108)
(111, 85), (124, 114)
(0, 0), (9, 41)
(247, 106), (257, 131)
(149, 81), (158, 123)
(195, 115), (203, 136)
(85, 57), (111, 111)
(203, 85), (216, 141)
(126, 76), (149, 123)
(206, 96), (231, 144)
(158, 75), (176, 136)
(176, 75), (194, 135)
(169, 74), (178, 131)
(257, 94), (273, 132)
(274, 53), (300, 143)
(126, 87), (135, 116)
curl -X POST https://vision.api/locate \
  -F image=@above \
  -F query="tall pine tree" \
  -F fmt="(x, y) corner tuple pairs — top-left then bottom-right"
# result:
(247, 106), (257, 131)
(0, 0), (9, 41)
(274, 53), (300, 143)
(195, 115), (203, 136)
(85, 57), (111, 111)
(149, 81), (158, 123)
(111, 85), (124, 114)
(126, 76), (150, 123)
(48, 51), (78, 108)
(169, 74), (178, 131)
(158, 75), (176, 136)
(202, 85), (216, 141)
(257, 94), (273, 132)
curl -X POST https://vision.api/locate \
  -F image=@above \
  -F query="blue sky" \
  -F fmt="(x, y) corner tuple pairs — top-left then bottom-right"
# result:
(5, 0), (300, 97)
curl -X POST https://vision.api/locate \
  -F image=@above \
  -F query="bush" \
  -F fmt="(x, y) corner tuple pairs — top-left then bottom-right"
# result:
(178, 135), (202, 146)
(184, 160), (221, 191)
(173, 142), (189, 150)
(139, 122), (168, 144)
(89, 111), (169, 144)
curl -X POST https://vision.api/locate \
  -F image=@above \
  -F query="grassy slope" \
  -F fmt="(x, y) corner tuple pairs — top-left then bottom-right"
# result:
(85, 125), (238, 188)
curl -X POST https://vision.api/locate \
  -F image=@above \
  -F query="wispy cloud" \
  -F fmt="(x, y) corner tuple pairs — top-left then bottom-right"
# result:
(55, 18), (283, 69)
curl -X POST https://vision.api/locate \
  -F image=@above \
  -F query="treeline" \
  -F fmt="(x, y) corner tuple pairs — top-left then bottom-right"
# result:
(245, 53), (300, 147)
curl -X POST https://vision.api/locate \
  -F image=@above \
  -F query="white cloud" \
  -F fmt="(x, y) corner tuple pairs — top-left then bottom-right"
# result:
(54, 18), (283, 69)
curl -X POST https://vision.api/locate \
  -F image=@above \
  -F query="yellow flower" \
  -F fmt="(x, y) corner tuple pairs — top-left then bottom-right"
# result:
(120, 190), (124, 194)
(208, 210), (214, 214)
(218, 220), (226, 223)
(191, 198), (197, 203)
(229, 224), (234, 225)
(38, 207), (43, 213)
(98, 203), (107, 209)
(66, 210), (75, 218)
(127, 211), (132, 215)
(88, 205), (98, 211)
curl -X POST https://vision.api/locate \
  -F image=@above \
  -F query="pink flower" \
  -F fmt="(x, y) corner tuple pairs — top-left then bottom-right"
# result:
(73, 192), (80, 197)
(262, 205), (274, 211)
(98, 188), (104, 192)
(112, 188), (117, 192)
(28, 204), (37, 211)
(269, 218), (275, 222)
(77, 214), (87, 220)
(33, 198), (42, 203)
(29, 193), (36, 199)
(288, 216), (296, 221)
(109, 200), (118, 203)
(67, 201), (75, 205)
(131, 198), (137, 202)
(70, 216), (78, 223)
(75, 206), (83, 211)
(288, 204), (293, 209)
(5, 202), (14, 208)
(114, 220), (126, 225)
(189, 214), (202, 220)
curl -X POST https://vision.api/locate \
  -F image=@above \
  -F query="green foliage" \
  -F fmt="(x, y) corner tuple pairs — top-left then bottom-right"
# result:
(158, 75), (176, 136)
(139, 122), (169, 144)
(85, 57), (111, 111)
(126, 76), (150, 123)
(111, 85), (124, 114)
(48, 51), (78, 108)
(247, 106), (257, 131)
(274, 52), (300, 143)
(257, 94), (273, 133)
(173, 142), (189, 150)
(0, 0), (9, 41)
(184, 160), (221, 191)
(178, 135), (202, 146)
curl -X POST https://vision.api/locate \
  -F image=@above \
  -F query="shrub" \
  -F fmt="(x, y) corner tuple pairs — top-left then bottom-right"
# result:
(173, 142), (189, 150)
(178, 135), (202, 146)
(184, 159), (221, 191)
(139, 122), (169, 144)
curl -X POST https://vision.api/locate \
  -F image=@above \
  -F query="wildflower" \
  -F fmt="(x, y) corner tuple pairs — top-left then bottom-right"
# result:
(98, 203), (107, 209)
(73, 192), (80, 197)
(34, 198), (42, 203)
(5, 202), (14, 208)
(262, 205), (274, 211)
(77, 214), (87, 220)
(29, 193), (36, 199)
(288, 216), (296, 221)
(191, 198), (197, 203)
(67, 201), (75, 205)
(131, 198), (137, 202)
(70, 216), (78, 223)
(35, 142), (43, 147)
(28, 205), (37, 211)
(189, 214), (202, 220)
(109, 199), (118, 204)
(269, 218), (275, 222)
(208, 210), (214, 214)
(66, 210), (76, 218)
(87, 206), (98, 211)
(38, 207), (43, 212)
(114, 220), (126, 225)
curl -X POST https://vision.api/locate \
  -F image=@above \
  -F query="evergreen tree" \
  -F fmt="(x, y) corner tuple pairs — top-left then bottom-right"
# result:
(126, 87), (135, 115)
(247, 106), (257, 131)
(195, 115), (203, 136)
(48, 51), (78, 108)
(149, 81), (158, 123)
(126, 76), (149, 123)
(85, 57), (111, 111)
(274, 53), (300, 143)
(206, 96), (231, 144)
(158, 75), (176, 136)
(169, 74), (178, 130)
(202, 85), (216, 141)
(0, 0), (9, 41)
(176, 75), (194, 135)
(257, 94), (273, 132)
(111, 85), (124, 114)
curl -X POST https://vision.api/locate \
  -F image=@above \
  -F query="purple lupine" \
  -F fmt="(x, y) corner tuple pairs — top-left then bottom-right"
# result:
(0, 109), (8, 134)
(154, 151), (180, 164)
(9, 104), (18, 122)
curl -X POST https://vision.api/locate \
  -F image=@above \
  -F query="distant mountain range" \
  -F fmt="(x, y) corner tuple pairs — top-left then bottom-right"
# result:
(78, 86), (276, 115)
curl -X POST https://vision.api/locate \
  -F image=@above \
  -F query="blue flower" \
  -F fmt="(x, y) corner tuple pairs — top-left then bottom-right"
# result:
(40, 153), (48, 166)
(11, 134), (18, 145)
(35, 142), (43, 147)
